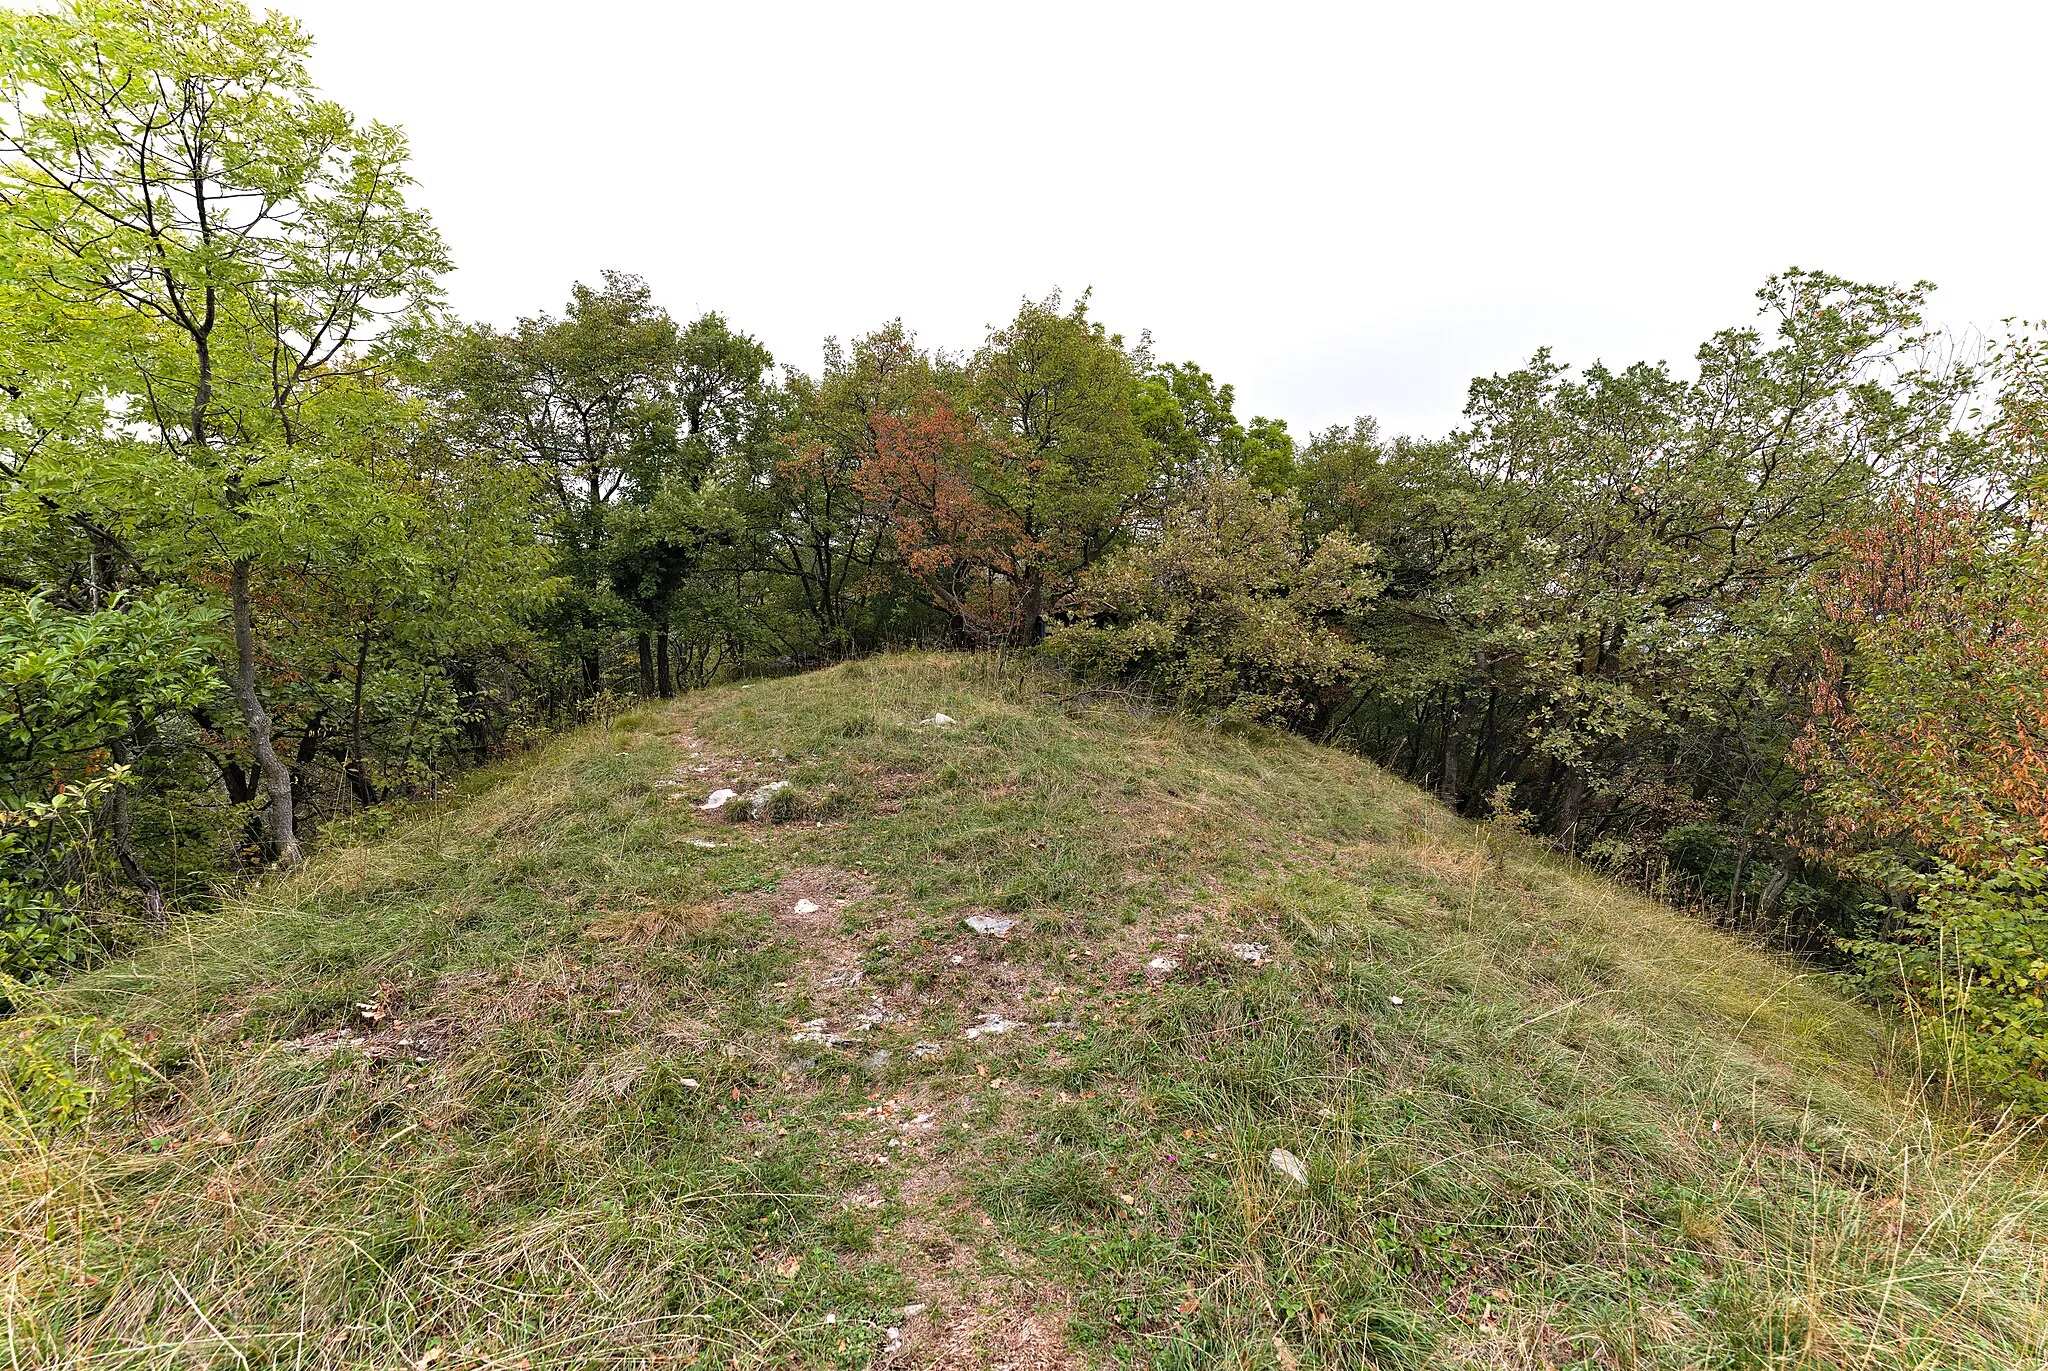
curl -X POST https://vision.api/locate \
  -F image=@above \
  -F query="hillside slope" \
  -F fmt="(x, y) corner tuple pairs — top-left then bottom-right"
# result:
(9, 655), (2047, 1370)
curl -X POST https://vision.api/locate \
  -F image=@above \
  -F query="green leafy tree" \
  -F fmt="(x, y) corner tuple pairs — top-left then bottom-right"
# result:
(965, 293), (1159, 643)
(618, 312), (769, 694)
(1321, 273), (1966, 866)
(1137, 360), (1295, 493)
(0, 0), (449, 865)
(430, 273), (682, 691)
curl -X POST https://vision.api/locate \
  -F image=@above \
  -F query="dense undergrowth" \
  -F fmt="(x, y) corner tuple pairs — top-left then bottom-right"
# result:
(6, 655), (2046, 1369)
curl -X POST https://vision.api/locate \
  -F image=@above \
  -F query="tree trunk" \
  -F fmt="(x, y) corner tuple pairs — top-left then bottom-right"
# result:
(1552, 767), (1586, 849)
(656, 627), (673, 698)
(636, 631), (656, 697)
(1018, 568), (1045, 647)
(228, 559), (302, 866)
(1437, 690), (1466, 811)
(106, 737), (165, 923)
(346, 623), (379, 806)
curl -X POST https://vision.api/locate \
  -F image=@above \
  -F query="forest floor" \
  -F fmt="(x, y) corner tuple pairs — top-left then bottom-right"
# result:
(9, 654), (2048, 1370)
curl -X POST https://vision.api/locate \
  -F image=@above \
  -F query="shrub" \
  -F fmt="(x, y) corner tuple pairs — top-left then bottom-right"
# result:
(0, 776), (120, 980)
(0, 978), (148, 1131)
(1046, 476), (1382, 726)
(1845, 850), (2048, 1112)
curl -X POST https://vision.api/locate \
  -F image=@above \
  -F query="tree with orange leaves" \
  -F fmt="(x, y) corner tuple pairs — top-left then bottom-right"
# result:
(857, 398), (1041, 648)
(1800, 485), (2048, 869)
(855, 294), (1159, 648)
(1802, 336), (2048, 1109)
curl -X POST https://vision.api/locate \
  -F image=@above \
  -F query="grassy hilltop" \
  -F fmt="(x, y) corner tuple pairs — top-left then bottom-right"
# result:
(9, 655), (2047, 1370)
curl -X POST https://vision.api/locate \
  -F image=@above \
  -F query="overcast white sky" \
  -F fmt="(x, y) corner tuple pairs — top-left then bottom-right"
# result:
(284, 0), (2047, 439)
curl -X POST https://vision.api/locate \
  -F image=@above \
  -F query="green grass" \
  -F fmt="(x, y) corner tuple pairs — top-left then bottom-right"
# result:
(8, 653), (2048, 1369)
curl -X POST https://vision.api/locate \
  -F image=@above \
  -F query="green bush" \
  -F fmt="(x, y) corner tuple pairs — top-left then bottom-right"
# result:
(1046, 476), (1382, 726)
(1846, 850), (2048, 1112)
(0, 977), (148, 1131)
(0, 777), (119, 980)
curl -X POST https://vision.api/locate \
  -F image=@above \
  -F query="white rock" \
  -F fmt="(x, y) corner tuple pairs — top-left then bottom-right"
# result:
(1269, 1148), (1309, 1187)
(964, 914), (1018, 937)
(1146, 956), (1180, 975)
(689, 839), (723, 849)
(963, 1013), (1015, 1040)
(920, 712), (957, 727)
(1230, 942), (1269, 964)
(1388, 995), (1404, 1006)
(793, 898), (822, 916)
(699, 788), (739, 810)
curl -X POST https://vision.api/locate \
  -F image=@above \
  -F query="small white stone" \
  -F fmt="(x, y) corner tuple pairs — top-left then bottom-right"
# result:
(793, 898), (822, 916)
(1389, 995), (1404, 1005)
(1269, 1148), (1309, 1187)
(963, 1013), (1015, 1040)
(964, 914), (1018, 937)
(699, 788), (739, 810)
(1230, 942), (1268, 964)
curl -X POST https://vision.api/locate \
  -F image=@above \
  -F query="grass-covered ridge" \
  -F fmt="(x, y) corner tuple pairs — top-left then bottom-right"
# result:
(9, 654), (2046, 1370)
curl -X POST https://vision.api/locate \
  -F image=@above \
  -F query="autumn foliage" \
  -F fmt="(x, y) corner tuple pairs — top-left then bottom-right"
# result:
(856, 399), (1047, 648)
(1802, 486), (2048, 871)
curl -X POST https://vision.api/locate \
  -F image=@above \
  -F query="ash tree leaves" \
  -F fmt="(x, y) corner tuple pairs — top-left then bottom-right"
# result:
(0, 590), (219, 803)
(0, 0), (533, 966)
(0, 0), (451, 867)
(1319, 271), (1973, 849)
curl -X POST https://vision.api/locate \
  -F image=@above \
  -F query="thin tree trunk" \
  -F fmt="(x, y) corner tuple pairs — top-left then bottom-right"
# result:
(1552, 767), (1586, 849)
(346, 624), (378, 806)
(229, 559), (301, 866)
(1019, 568), (1045, 647)
(1437, 690), (1466, 810)
(636, 632), (656, 697)
(106, 737), (165, 923)
(656, 626), (673, 698)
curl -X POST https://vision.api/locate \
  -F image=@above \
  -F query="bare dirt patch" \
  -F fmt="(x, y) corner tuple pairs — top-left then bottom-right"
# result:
(903, 1289), (1087, 1370)
(652, 723), (776, 814)
(275, 1018), (457, 1064)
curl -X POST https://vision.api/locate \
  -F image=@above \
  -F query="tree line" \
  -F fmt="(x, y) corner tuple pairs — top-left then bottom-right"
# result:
(5, 0), (2046, 1107)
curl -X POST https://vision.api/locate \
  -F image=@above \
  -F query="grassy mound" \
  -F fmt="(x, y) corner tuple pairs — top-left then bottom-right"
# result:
(8, 655), (2047, 1369)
